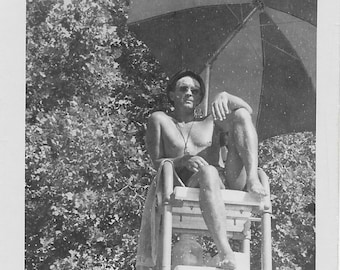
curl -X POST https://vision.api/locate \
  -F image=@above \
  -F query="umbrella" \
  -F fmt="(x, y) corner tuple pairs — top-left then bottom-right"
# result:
(127, 0), (316, 140)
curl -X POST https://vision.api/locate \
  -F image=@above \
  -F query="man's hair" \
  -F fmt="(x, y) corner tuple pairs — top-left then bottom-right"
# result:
(166, 70), (205, 105)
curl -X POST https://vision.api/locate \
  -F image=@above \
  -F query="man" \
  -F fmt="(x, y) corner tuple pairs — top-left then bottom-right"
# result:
(145, 70), (266, 269)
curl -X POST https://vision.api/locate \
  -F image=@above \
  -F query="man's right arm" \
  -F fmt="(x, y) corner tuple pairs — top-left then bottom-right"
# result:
(146, 112), (183, 170)
(146, 112), (164, 169)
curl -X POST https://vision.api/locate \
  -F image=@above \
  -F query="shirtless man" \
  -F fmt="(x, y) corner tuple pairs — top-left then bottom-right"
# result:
(146, 70), (266, 270)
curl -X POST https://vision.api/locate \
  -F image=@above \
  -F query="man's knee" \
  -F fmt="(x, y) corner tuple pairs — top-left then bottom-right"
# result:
(232, 108), (252, 125)
(218, 108), (253, 133)
(200, 165), (219, 177)
(198, 165), (220, 189)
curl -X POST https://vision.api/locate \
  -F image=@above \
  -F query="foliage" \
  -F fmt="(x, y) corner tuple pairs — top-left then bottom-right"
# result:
(26, 0), (166, 269)
(26, 98), (154, 269)
(251, 132), (315, 270)
(26, 1), (315, 270)
(26, 0), (168, 121)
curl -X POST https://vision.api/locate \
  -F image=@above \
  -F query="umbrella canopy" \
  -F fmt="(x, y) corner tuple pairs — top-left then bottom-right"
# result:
(128, 0), (316, 140)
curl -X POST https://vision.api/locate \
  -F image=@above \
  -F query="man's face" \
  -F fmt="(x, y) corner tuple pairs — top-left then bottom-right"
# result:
(170, 76), (202, 109)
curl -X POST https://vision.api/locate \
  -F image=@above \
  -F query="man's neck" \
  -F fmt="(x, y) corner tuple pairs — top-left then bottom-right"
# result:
(172, 108), (195, 123)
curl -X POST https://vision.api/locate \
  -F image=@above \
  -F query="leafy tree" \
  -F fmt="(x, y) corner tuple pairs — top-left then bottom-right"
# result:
(26, 0), (165, 269)
(26, 98), (154, 269)
(251, 132), (315, 270)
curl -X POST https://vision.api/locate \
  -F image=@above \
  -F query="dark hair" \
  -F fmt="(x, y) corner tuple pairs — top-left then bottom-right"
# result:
(166, 70), (205, 105)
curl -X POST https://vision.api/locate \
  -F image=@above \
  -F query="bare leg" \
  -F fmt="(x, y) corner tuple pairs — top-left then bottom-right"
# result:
(220, 108), (266, 195)
(188, 166), (236, 270)
(223, 138), (246, 190)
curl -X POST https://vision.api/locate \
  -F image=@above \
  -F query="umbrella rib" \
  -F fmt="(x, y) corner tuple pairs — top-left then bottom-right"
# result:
(262, 39), (300, 61)
(225, 4), (242, 24)
(267, 6), (316, 27)
(260, 20), (304, 27)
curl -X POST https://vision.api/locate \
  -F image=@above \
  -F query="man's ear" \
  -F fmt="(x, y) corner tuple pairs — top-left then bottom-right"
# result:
(169, 91), (175, 102)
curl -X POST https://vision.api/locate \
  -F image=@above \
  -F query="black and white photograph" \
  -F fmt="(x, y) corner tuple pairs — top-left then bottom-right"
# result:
(0, 0), (339, 269)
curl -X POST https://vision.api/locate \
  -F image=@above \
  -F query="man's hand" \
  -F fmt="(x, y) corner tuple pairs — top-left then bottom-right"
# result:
(212, 92), (253, 121)
(181, 155), (209, 173)
(212, 92), (230, 121)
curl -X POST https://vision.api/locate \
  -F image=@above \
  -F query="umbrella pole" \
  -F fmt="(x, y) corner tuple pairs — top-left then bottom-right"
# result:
(204, 64), (211, 116)
(202, 5), (259, 117)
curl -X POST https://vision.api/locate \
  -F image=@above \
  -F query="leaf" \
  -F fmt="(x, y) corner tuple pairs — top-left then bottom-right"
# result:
(64, 192), (73, 200)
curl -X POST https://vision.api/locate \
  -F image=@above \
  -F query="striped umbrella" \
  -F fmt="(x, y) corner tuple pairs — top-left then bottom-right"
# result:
(128, 0), (316, 140)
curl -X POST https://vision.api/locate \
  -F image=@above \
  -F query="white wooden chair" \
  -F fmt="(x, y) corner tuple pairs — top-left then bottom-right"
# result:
(159, 160), (272, 270)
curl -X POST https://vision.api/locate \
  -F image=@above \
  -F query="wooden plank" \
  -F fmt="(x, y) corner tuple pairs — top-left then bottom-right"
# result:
(171, 228), (247, 240)
(174, 201), (255, 213)
(173, 187), (262, 207)
(172, 206), (252, 219)
(172, 215), (248, 233)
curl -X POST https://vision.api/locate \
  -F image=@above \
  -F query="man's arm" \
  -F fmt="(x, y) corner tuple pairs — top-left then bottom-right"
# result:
(212, 92), (253, 121)
(145, 112), (164, 169)
(227, 93), (253, 114)
(145, 112), (183, 170)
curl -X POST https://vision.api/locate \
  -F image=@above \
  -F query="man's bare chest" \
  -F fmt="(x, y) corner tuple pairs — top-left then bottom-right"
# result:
(161, 117), (220, 157)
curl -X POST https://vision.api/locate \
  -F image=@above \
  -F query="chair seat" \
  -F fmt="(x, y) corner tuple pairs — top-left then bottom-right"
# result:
(171, 187), (264, 209)
(170, 187), (264, 236)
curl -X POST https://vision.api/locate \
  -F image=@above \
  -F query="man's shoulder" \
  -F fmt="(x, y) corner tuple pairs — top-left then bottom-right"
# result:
(148, 111), (171, 123)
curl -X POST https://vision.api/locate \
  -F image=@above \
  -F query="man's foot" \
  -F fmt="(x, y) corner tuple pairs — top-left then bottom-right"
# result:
(246, 176), (267, 196)
(217, 259), (237, 270)
(208, 253), (237, 270)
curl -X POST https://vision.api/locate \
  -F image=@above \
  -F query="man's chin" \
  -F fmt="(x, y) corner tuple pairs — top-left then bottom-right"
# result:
(183, 103), (195, 109)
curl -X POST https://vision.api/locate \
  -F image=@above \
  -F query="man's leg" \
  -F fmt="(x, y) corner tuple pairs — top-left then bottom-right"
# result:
(221, 108), (266, 195)
(188, 165), (236, 270)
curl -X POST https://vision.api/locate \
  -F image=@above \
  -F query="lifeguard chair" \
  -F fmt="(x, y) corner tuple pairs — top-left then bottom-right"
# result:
(159, 160), (272, 270)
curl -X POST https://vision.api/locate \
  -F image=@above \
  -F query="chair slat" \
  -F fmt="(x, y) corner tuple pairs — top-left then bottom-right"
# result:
(171, 228), (248, 240)
(173, 205), (252, 217)
(172, 215), (248, 233)
(172, 187), (263, 210)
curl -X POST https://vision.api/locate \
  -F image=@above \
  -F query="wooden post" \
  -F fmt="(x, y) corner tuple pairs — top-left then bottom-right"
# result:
(242, 227), (251, 267)
(258, 168), (272, 270)
(161, 161), (174, 270)
(203, 64), (211, 116)
(261, 210), (272, 270)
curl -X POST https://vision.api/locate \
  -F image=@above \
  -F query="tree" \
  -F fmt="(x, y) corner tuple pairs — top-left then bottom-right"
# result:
(253, 132), (315, 270)
(26, 1), (165, 269)
(26, 99), (154, 269)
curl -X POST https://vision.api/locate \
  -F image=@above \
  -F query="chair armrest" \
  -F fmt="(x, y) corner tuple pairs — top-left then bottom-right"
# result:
(162, 160), (174, 203)
(258, 168), (272, 212)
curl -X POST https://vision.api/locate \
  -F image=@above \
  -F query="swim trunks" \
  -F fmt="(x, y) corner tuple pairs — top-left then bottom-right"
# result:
(175, 166), (227, 187)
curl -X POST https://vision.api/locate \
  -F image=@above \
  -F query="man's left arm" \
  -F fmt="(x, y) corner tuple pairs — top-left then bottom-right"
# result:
(212, 92), (252, 121)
